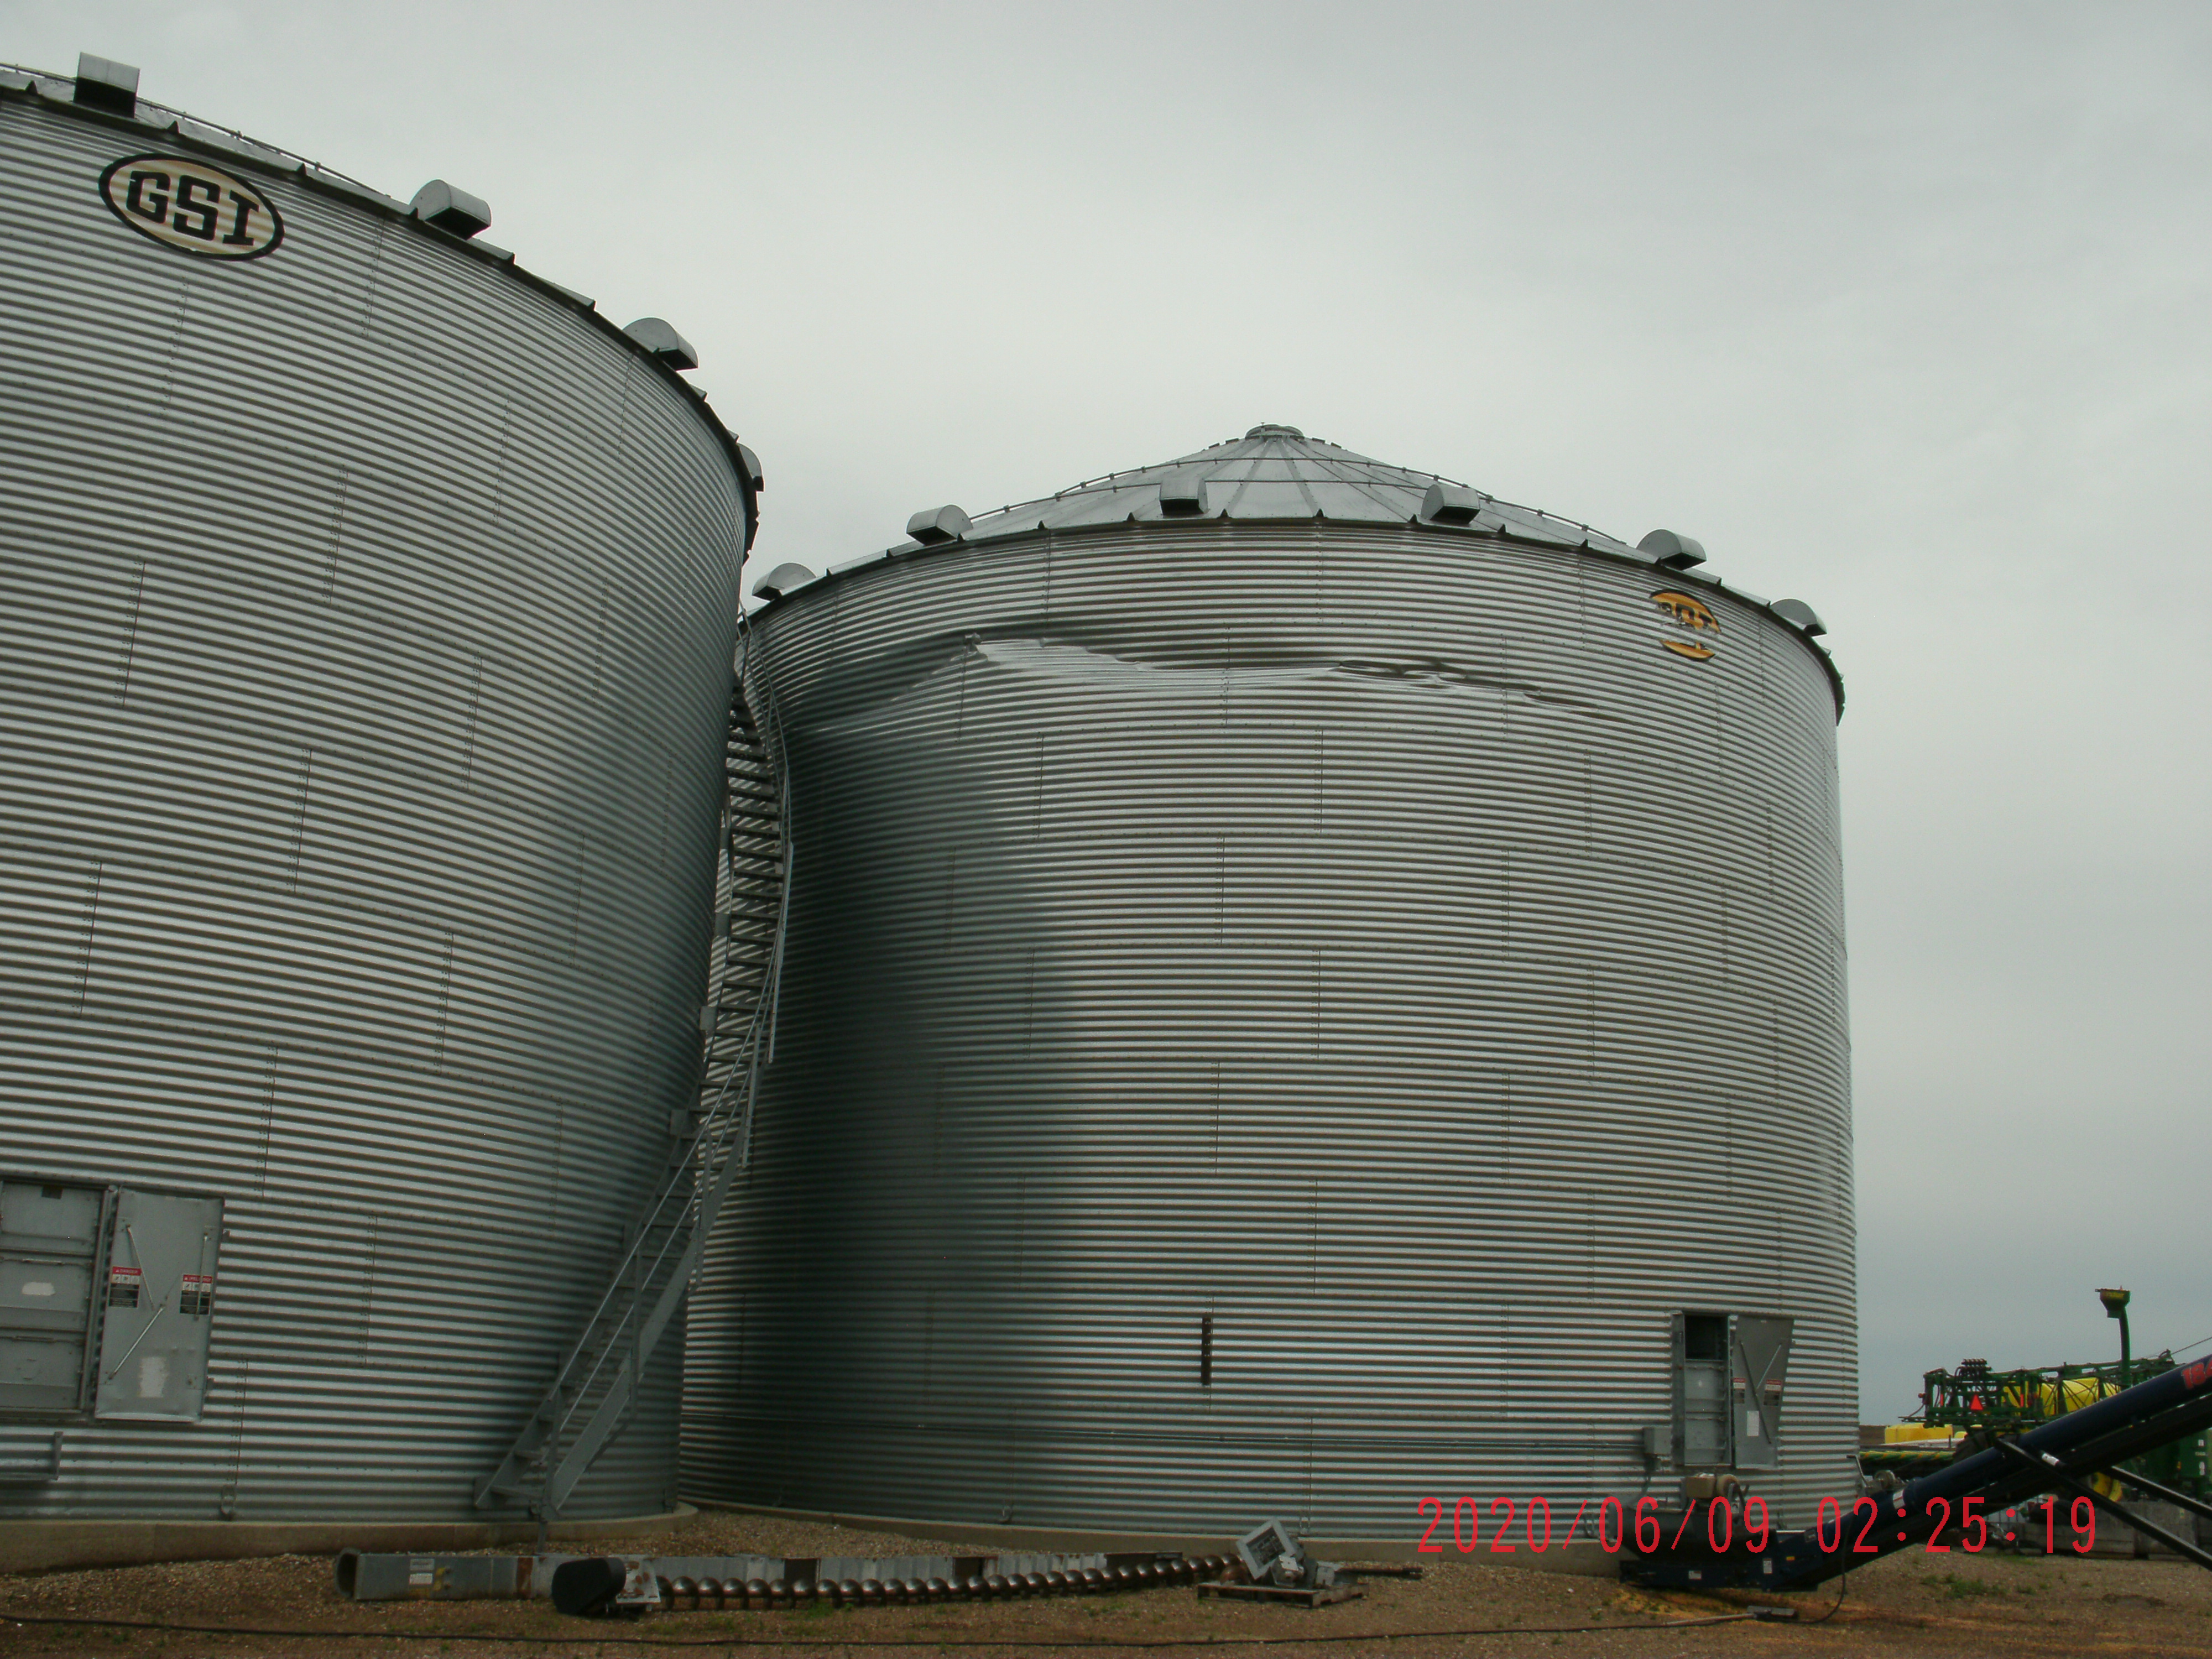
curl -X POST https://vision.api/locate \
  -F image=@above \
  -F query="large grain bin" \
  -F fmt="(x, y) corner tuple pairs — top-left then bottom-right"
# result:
(686, 425), (1850, 1538)
(0, 58), (754, 1532)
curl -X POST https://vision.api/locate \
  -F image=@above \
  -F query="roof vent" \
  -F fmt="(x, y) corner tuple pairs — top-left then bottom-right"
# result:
(1420, 482), (1484, 526)
(623, 317), (698, 371)
(1637, 529), (1707, 570)
(736, 443), (764, 493)
(73, 53), (139, 116)
(906, 505), (971, 546)
(410, 180), (492, 239)
(750, 562), (815, 601)
(1244, 424), (1305, 440)
(1158, 471), (1208, 517)
(1770, 599), (1827, 637)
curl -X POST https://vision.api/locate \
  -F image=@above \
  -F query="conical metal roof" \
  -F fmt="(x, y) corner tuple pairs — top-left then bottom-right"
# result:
(950, 424), (1638, 554)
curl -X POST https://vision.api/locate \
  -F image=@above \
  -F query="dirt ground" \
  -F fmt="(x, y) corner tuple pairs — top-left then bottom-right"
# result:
(4, 1509), (2210, 1658)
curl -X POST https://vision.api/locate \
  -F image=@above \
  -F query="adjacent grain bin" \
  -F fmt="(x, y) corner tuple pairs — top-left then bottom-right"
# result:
(686, 425), (1850, 1538)
(0, 58), (755, 1535)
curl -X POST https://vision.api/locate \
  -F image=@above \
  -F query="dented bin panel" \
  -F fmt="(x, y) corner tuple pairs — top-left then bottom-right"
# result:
(687, 431), (1851, 1535)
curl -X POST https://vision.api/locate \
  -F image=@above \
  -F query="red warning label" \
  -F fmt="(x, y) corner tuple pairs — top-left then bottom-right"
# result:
(108, 1265), (142, 1309)
(180, 1274), (214, 1316)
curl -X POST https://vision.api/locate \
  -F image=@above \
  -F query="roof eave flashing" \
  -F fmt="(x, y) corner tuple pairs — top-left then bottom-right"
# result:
(820, 507), (1592, 588)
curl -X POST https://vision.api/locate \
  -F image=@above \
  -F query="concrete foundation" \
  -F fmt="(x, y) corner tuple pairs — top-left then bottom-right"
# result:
(0, 1508), (690, 1575)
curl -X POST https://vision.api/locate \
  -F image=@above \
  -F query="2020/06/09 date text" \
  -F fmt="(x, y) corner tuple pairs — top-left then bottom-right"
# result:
(1416, 1494), (2099, 1556)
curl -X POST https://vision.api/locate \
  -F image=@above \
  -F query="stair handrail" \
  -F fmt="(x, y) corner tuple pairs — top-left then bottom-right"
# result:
(473, 622), (789, 1512)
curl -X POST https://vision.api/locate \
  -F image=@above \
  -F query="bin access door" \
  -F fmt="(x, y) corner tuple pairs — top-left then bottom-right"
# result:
(0, 1181), (108, 1416)
(92, 1189), (222, 1422)
(1730, 1314), (1794, 1470)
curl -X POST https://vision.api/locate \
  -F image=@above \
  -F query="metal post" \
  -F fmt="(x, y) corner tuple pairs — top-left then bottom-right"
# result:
(2100, 1288), (2132, 1392)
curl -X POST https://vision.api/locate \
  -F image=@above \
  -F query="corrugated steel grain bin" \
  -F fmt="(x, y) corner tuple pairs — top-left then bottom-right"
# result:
(0, 63), (753, 1522)
(684, 426), (1850, 1537)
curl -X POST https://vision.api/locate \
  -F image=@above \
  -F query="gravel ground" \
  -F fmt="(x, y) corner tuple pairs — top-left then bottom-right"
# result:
(4, 1510), (2210, 1658)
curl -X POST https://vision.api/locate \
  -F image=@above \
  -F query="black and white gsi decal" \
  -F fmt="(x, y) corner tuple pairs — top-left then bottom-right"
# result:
(99, 154), (283, 259)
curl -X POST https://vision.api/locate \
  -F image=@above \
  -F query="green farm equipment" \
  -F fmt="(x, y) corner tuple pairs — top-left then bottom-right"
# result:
(1865, 1291), (2207, 1496)
(1902, 1352), (2211, 1499)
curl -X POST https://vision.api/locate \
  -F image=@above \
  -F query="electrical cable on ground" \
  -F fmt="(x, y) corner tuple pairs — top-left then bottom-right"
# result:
(1806, 1572), (1849, 1623)
(0, 1609), (1761, 1648)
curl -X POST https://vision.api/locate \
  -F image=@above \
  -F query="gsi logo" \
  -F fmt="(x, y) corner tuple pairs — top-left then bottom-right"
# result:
(98, 154), (283, 260)
(1651, 590), (1720, 661)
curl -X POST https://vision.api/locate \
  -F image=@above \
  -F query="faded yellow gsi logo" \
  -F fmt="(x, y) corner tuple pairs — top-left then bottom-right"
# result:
(1652, 591), (1718, 660)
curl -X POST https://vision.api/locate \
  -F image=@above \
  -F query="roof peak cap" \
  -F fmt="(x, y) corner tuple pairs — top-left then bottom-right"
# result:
(1243, 423), (1305, 440)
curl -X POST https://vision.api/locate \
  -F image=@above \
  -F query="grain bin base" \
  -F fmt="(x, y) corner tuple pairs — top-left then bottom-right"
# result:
(688, 1501), (1620, 1579)
(0, 1507), (691, 1576)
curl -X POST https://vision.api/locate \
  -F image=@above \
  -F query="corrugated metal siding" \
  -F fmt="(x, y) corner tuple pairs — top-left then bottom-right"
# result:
(0, 89), (744, 1519)
(685, 517), (1852, 1535)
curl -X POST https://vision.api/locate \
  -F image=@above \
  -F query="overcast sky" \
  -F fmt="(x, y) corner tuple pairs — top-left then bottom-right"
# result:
(11, 1), (2207, 1420)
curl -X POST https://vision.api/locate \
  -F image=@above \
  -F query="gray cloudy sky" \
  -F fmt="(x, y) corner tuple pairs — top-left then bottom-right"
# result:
(11, 1), (2208, 1418)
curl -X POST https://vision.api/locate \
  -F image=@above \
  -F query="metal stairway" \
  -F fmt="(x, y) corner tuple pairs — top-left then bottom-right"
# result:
(475, 653), (786, 1522)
